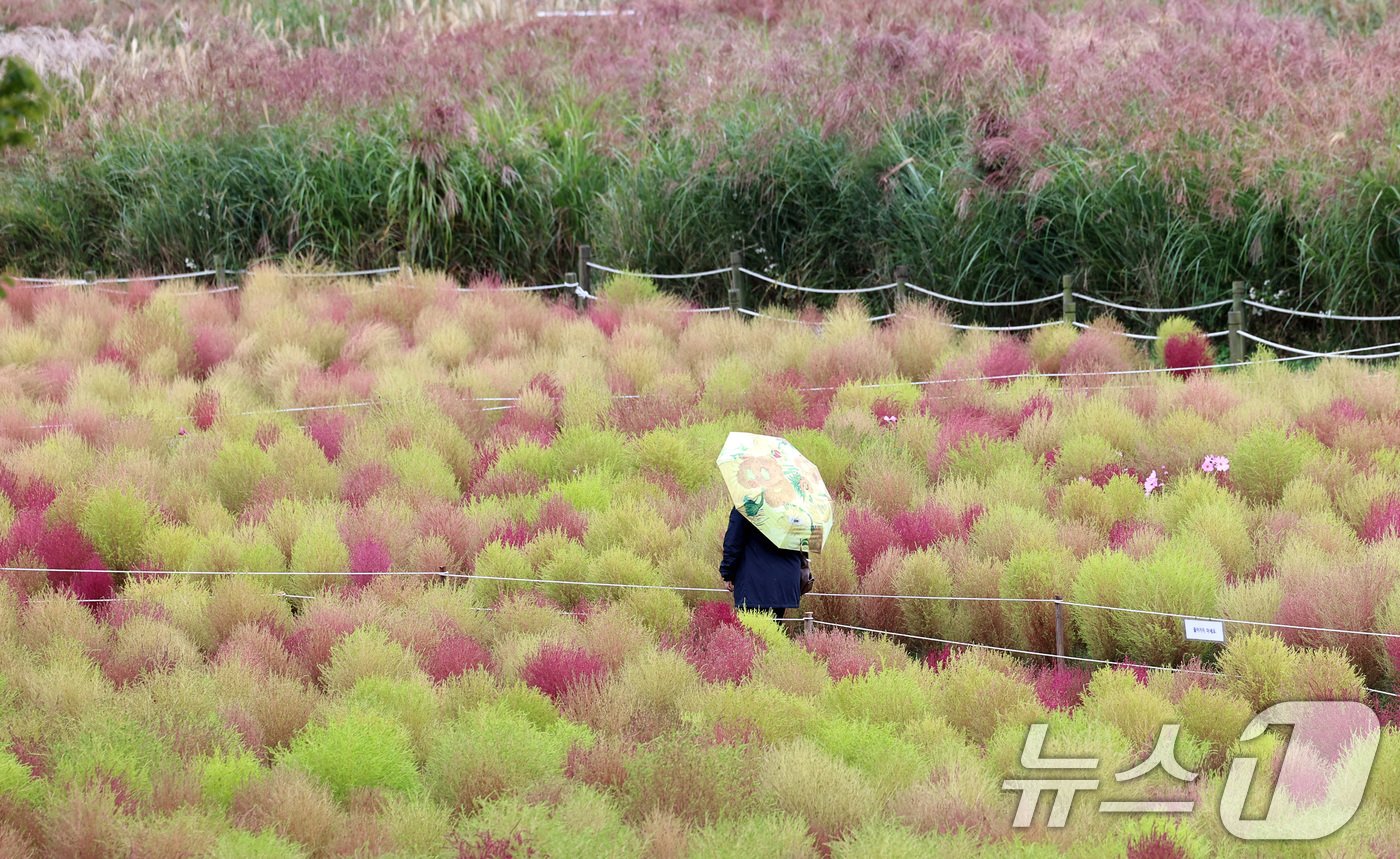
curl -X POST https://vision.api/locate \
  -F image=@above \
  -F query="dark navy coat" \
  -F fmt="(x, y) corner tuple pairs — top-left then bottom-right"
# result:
(719, 507), (803, 610)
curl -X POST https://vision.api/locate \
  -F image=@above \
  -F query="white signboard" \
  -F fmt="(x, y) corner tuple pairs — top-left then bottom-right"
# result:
(1183, 618), (1226, 642)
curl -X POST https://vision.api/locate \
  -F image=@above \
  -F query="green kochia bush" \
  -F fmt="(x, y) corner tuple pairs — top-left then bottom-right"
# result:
(280, 709), (420, 800)
(425, 701), (590, 812)
(999, 548), (1077, 653)
(78, 487), (157, 571)
(1229, 426), (1321, 503)
(1071, 539), (1221, 664)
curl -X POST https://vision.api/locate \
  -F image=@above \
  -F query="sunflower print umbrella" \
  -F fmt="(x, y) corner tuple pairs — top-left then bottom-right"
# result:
(715, 431), (834, 553)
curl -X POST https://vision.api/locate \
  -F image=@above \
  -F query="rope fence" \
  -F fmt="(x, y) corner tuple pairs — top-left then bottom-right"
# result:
(9, 566), (1400, 643)
(11, 253), (1399, 363)
(11, 565), (1397, 697)
(12, 336), (1393, 433)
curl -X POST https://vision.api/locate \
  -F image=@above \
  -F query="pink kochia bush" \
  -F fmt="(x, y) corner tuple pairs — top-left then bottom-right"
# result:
(979, 337), (1033, 384)
(1163, 332), (1212, 376)
(522, 643), (609, 701)
(191, 324), (237, 377)
(891, 500), (969, 550)
(348, 538), (391, 587)
(424, 633), (492, 683)
(0, 509), (113, 603)
(1034, 665), (1092, 711)
(799, 628), (879, 680)
(192, 389), (220, 431)
(1362, 497), (1400, 543)
(681, 602), (764, 684)
(843, 508), (900, 578)
(306, 412), (349, 462)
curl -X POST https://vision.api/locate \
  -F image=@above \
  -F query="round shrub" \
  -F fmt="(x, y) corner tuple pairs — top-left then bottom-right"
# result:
(1229, 426), (1320, 504)
(77, 487), (155, 572)
(1217, 632), (1301, 711)
(425, 702), (587, 813)
(522, 644), (609, 702)
(280, 710), (419, 801)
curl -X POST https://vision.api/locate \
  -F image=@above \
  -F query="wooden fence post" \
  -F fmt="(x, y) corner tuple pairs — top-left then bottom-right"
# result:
(1061, 275), (1076, 325)
(398, 253), (412, 280)
(1229, 281), (1245, 364)
(214, 256), (226, 290)
(729, 251), (747, 316)
(1053, 595), (1066, 667)
(803, 611), (814, 636)
(84, 270), (96, 290)
(893, 265), (908, 308)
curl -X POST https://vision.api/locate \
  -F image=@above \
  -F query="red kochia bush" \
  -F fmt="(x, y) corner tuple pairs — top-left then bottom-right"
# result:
(843, 508), (899, 578)
(347, 538), (391, 589)
(870, 397), (903, 426)
(1034, 665), (1091, 711)
(891, 501), (966, 550)
(1162, 333), (1212, 376)
(0, 468), (56, 511)
(1362, 497), (1400, 543)
(1125, 831), (1188, 859)
(285, 605), (359, 681)
(536, 495), (587, 541)
(192, 389), (219, 431)
(800, 628), (879, 680)
(341, 462), (394, 508)
(685, 624), (762, 684)
(424, 633), (492, 683)
(688, 601), (743, 640)
(522, 644), (608, 701)
(979, 338), (1033, 384)
(191, 324), (237, 378)
(306, 412), (348, 461)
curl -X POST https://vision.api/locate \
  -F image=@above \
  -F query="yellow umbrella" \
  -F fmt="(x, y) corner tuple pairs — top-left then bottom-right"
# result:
(716, 431), (833, 554)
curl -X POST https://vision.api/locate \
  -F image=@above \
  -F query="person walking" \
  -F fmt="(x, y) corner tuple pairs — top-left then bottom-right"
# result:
(719, 507), (810, 618)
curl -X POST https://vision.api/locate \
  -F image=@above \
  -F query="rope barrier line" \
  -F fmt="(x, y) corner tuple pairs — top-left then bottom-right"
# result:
(810, 620), (1224, 676)
(439, 572), (730, 594)
(739, 268), (896, 295)
(587, 262), (732, 280)
(807, 592), (1054, 605)
(944, 320), (1062, 332)
(457, 283), (572, 293)
(737, 308), (817, 325)
(234, 401), (376, 417)
(905, 283), (1060, 307)
(15, 277), (86, 287)
(16, 258), (1400, 325)
(1061, 600), (1400, 641)
(283, 266), (402, 279)
(1072, 293), (1232, 314)
(88, 270), (220, 285)
(1239, 332), (1400, 361)
(6, 564), (1396, 644)
(1073, 322), (1158, 341)
(812, 620), (1400, 699)
(1243, 300), (1400, 323)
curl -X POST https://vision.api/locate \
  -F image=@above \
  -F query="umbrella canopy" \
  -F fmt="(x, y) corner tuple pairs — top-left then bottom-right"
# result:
(715, 431), (833, 554)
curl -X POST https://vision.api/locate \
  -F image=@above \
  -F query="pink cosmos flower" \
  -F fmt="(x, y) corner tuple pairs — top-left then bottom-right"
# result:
(1201, 455), (1230, 473)
(1143, 470), (1160, 496)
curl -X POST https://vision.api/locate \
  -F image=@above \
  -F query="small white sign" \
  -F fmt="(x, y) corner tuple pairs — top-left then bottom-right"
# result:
(1183, 618), (1226, 642)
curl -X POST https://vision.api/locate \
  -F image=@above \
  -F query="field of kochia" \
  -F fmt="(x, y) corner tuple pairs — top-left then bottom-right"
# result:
(0, 268), (1399, 855)
(3, 0), (1398, 346)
